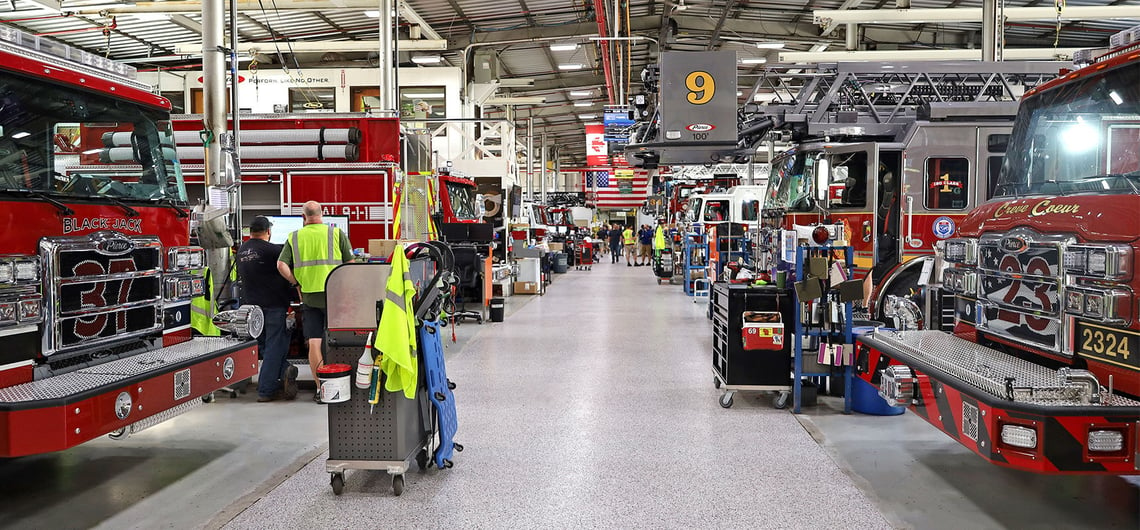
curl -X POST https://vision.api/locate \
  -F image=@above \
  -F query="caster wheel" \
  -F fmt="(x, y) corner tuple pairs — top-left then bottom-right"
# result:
(392, 474), (405, 496)
(774, 392), (790, 410)
(719, 393), (734, 409)
(434, 391), (446, 401)
(331, 473), (344, 496)
(453, 443), (464, 452)
(714, 376), (721, 389)
(108, 428), (128, 440)
(416, 449), (429, 471)
(202, 393), (216, 403)
(447, 380), (457, 390)
(443, 459), (454, 469)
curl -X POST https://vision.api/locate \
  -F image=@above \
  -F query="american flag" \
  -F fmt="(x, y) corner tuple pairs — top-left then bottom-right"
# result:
(582, 169), (649, 209)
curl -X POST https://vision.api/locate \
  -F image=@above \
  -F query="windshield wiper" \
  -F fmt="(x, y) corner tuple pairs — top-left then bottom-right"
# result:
(105, 197), (140, 217)
(153, 197), (190, 218)
(0, 189), (75, 215)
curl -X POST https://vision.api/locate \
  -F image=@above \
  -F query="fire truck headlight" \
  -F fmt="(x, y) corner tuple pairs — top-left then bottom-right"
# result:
(1000, 424), (1038, 449)
(1087, 249), (1108, 276)
(14, 259), (38, 282)
(1065, 290), (1084, 314)
(0, 262), (13, 284)
(1087, 430), (1124, 453)
(944, 238), (977, 265)
(1063, 248), (1087, 274)
(1084, 293), (1105, 318)
(175, 252), (190, 268)
(0, 301), (15, 324)
(188, 250), (204, 269)
(18, 296), (41, 323)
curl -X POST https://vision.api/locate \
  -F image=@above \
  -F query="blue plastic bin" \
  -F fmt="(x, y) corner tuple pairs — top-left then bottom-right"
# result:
(852, 325), (905, 415)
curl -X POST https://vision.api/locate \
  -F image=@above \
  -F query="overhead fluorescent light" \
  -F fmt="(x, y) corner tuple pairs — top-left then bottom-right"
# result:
(1109, 90), (1124, 105)
(779, 47), (1083, 62)
(364, 10), (380, 17)
(810, 43), (830, 52)
(740, 57), (768, 64)
(569, 90), (593, 97)
(486, 96), (547, 105)
(403, 93), (446, 99)
(411, 55), (442, 64)
(573, 101), (594, 107)
(755, 42), (785, 49)
(579, 114), (597, 119)
(11, 131), (30, 139)
(549, 43), (579, 52)
(558, 63), (585, 70)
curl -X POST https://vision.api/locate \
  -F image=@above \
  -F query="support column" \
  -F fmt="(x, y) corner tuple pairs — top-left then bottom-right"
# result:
(378, 0), (397, 116)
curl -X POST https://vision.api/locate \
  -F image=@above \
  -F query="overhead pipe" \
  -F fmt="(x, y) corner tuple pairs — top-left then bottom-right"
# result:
(592, 0), (616, 105)
(814, 6), (1140, 25)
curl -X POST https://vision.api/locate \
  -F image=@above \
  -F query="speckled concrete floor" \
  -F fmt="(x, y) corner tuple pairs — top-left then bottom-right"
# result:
(223, 262), (890, 528)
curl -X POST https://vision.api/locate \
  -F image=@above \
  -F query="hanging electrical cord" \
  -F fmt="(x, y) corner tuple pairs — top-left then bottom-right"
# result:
(1053, 0), (1066, 49)
(254, 0), (322, 109)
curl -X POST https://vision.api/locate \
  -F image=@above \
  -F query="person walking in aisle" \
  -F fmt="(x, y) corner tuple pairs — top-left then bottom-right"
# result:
(636, 224), (653, 266)
(608, 223), (623, 263)
(622, 224), (636, 266)
(277, 201), (355, 402)
(236, 216), (298, 402)
(595, 225), (608, 259)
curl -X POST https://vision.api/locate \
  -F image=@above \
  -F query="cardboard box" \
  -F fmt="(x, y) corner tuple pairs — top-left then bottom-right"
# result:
(513, 281), (539, 294)
(368, 239), (398, 260)
(548, 242), (564, 252)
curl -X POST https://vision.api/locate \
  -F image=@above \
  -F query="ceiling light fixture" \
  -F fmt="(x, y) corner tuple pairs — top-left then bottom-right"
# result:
(740, 57), (767, 64)
(558, 63), (585, 70)
(549, 43), (579, 52)
(402, 93), (446, 99)
(569, 90), (593, 97)
(579, 114), (598, 119)
(755, 42), (786, 49)
(411, 55), (442, 64)
(364, 10), (380, 17)
(573, 101), (594, 107)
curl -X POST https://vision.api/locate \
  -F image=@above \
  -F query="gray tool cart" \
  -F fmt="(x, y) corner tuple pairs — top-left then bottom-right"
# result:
(322, 243), (461, 496)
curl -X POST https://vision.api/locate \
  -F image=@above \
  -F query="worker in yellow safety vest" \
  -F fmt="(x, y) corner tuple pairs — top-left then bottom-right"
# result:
(622, 224), (635, 267)
(277, 200), (355, 397)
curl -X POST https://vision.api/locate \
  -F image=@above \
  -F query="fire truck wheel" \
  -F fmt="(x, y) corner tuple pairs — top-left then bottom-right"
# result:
(392, 474), (405, 496)
(331, 473), (345, 496)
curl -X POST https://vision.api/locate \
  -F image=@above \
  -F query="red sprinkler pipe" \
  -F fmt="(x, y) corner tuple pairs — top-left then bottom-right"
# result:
(592, 0), (616, 105)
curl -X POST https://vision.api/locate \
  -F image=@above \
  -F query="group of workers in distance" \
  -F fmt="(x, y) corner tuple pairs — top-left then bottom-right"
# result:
(594, 219), (670, 267)
(233, 201), (353, 403)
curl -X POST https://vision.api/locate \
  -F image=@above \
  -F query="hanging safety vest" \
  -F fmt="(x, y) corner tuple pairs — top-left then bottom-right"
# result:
(375, 244), (419, 399)
(190, 268), (221, 336)
(290, 224), (344, 294)
(654, 226), (667, 250)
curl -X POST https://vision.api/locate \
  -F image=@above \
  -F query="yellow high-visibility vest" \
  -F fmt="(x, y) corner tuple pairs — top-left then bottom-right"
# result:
(290, 224), (344, 294)
(375, 245), (418, 399)
(654, 226), (667, 250)
(622, 228), (635, 245)
(190, 268), (221, 336)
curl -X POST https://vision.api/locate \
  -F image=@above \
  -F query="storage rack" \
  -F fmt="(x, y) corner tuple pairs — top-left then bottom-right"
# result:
(683, 230), (708, 296)
(709, 225), (751, 282)
(791, 244), (854, 414)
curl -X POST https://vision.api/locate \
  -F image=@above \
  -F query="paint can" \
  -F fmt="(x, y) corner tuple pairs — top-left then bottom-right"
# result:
(317, 364), (353, 404)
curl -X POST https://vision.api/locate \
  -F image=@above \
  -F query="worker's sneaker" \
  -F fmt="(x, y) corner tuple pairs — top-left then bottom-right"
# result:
(313, 393), (323, 404)
(282, 365), (299, 401)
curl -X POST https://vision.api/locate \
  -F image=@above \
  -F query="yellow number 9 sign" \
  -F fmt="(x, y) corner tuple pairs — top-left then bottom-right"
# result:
(685, 71), (715, 105)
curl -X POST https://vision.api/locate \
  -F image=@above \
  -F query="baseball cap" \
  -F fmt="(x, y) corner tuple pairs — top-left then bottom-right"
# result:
(250, 216), (273, 232)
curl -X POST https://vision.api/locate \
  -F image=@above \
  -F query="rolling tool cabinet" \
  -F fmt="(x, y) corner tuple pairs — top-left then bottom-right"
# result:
(712, 284), (795, 409)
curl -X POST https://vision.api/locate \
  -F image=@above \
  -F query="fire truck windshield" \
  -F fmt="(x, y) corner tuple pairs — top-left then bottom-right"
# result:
(996, 62), (1140, 197)
(766, 151), (815, 212)
(445, 181), (479, 220)
(0, 74), (185, 203)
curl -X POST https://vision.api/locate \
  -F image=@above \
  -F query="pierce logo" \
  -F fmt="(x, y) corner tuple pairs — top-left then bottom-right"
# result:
(1001, 236), (1029, 253)
(686, 123), (715, 132)
(97, 238), (135, 255)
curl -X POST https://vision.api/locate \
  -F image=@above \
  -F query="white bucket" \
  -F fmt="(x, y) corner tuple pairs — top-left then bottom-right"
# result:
(316, 364), (353, 404)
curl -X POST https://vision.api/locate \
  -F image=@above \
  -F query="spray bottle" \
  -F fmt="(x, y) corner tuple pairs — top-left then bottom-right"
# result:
(355, 332), (374, 389)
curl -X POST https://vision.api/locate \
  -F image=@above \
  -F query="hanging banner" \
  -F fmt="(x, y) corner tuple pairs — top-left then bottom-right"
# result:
(585, 123), (607, 166)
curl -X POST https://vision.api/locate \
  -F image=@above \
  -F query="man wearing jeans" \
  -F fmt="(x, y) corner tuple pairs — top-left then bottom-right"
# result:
(236, 216), (298, 402)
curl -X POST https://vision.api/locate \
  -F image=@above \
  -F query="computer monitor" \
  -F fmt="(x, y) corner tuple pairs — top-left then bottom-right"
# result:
(264, 215), (350, 245)
(440, 222), (493, 243)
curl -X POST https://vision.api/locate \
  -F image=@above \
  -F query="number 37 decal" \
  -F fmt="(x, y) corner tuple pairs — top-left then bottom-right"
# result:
(685, 71), (715, 105)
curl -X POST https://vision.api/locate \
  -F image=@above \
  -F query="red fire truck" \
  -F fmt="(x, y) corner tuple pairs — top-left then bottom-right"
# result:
(757, 62), (1067, 325)
(860, 43), (1140, 474)
(0, 25), (260, 457)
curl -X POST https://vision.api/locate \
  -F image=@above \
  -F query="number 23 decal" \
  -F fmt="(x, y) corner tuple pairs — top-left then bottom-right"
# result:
(685, 71), (715, 105)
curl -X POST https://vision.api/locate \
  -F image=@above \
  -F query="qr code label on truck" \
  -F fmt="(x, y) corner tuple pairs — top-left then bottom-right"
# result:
(174, 369), (191, 400)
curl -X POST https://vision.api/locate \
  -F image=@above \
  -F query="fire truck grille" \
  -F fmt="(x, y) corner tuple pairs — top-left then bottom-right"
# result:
(41, 234), (164, 356)
(975, 231), (1064, 350)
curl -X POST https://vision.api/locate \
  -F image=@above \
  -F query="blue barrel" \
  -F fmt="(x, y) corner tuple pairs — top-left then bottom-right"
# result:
(852, 325), (905, 415)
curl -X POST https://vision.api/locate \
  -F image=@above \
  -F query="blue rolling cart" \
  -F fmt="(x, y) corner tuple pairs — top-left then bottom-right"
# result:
(683, 230), (708, 296)
(791, 244), (854, 414)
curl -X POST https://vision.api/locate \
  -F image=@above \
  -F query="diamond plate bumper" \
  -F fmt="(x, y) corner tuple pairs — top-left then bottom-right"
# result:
(0, 337), (257, 457)
(858, 330), (1140, 474)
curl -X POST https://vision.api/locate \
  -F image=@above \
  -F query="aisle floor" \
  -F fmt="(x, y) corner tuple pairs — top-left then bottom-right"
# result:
(225, 260), (889, 528)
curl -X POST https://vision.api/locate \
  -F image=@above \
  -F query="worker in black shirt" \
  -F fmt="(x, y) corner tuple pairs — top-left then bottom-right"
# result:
(237, 216), (299, 402)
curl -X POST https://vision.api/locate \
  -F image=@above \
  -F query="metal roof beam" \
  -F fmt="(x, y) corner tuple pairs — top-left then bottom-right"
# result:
(814, 6), (1140, 25)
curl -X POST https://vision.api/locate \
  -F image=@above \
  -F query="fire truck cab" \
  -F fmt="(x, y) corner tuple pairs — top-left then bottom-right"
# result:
(0, 25), (259, 457)
(860, 40), (1140, 475)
